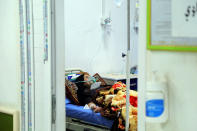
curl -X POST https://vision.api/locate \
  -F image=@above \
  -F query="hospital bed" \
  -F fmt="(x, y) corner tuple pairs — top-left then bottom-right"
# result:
(66, 99), (113, 131)
(65, 69), (114, 131)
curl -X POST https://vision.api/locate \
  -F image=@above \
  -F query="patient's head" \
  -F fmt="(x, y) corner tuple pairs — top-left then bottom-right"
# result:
(84, 73), (90, 82)
(75, 72), (92, 89)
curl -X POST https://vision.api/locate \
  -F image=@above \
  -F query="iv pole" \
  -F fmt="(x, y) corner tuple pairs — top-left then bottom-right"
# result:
(125, 0), (131, 130)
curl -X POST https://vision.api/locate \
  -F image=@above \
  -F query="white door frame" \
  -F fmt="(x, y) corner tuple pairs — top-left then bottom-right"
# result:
(51, 0), (65, 131)
(51, 0), (147, 130)
(138, 0), (147, 130)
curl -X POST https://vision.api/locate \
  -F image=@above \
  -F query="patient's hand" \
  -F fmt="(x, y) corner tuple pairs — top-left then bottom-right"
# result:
(94, 106), (102, 113)
(88, 102), (102, 113)
(88, 102), (97, 110)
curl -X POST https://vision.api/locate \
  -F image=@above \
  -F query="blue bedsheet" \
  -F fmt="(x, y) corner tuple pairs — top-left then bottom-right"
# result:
(66, 99), (114, 128)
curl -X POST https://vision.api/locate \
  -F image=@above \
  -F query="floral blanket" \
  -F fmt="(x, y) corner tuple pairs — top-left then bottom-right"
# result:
(95, 81), (138, 131)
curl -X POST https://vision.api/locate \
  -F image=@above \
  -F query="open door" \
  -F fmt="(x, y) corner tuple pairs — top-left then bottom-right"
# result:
(19, 0), (65, 130)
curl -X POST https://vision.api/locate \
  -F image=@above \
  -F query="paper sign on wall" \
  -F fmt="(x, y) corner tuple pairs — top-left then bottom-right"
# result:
(172, 0), (197, 37)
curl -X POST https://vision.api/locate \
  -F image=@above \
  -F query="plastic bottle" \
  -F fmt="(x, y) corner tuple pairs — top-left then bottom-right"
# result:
(146, 72), (168, 123)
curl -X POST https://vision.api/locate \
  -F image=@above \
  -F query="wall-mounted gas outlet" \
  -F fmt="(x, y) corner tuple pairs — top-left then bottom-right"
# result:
(114, 0), (124, 7)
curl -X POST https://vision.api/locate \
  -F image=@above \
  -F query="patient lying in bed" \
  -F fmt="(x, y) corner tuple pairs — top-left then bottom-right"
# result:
(75, 72), (102, 113)
(66, 71), (138, 130)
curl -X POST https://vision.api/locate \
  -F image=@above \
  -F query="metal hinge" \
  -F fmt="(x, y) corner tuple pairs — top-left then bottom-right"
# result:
(52, 94), (56, 124)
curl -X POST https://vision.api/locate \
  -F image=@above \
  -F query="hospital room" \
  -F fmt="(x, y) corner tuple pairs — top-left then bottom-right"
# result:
(64, 0), (138, 130)
(1, 0), (197, 131)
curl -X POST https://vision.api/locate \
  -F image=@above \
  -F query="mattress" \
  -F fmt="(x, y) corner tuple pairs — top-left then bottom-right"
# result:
(66, 99), (114, 128)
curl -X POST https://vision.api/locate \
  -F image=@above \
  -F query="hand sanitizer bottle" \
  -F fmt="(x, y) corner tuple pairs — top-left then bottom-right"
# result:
(146, 72), (168, 123)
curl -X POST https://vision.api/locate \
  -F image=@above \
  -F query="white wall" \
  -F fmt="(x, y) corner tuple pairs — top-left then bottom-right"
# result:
(138, 0), (197, 131)
(65, 0), (138, 75)
(0, 0), (20, 111)
(146, 51), (197, 131)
